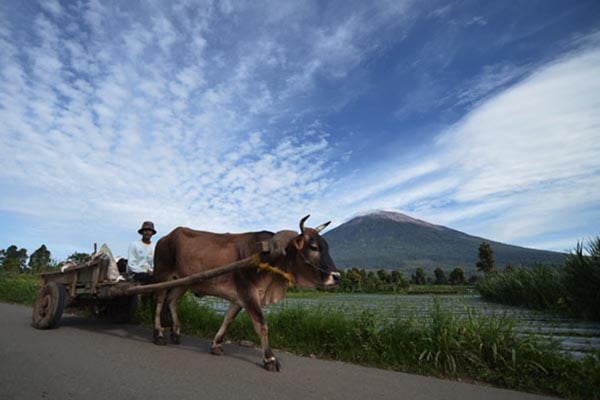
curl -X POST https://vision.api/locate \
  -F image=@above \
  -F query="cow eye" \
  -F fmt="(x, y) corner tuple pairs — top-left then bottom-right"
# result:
(309, 242), (319, 251)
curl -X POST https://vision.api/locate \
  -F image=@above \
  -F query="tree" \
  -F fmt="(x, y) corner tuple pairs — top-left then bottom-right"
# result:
(373, 269), (388, 291)
(1, 245), (28, 272)
(346, 268), (363, 292)
(412, 267), (426, 285)
(67, 252), (91, 264)
(365, 271), (378, 292)
(434, 267), (448, 285)
(29, 244), (52, 272)
(376, 269), (390, 284)
(476, 241), (495, 273)
(390, 270), (406, 290)
(449, 267), (465, 285)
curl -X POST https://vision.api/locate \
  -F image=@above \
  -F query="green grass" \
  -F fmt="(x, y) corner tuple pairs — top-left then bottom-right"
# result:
(3, 271), (599, 399)
(0, 272), (39, 306)
(477, 236), (600, 321)
(477, 265), (565, 311)
(137, 293), (600, 399)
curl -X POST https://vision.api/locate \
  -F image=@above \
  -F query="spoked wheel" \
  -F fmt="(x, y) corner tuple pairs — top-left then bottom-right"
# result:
(32, 282), (67, 329)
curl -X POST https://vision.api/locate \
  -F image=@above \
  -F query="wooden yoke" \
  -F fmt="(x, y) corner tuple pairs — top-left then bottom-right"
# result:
(121, 256), (259, 296)
(116, 245), (294, 297)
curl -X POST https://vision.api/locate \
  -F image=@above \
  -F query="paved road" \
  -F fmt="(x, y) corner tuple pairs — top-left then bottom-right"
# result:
(0, 302), (557, 400)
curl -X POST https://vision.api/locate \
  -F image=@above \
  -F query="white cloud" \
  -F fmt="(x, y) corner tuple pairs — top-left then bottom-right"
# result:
(39, 0), (63, 16)
(452, 63), (529, 108)
(1, 0), (598, 260)
(0, 1), (342, 258)
(327, 42), (600, 250)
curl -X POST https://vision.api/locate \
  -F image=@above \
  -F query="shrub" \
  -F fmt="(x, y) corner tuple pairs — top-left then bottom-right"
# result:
(0, 272), (39, 305)
(562, 237), (600, 320)
(477, 265), (564, 310)
(477, 236), (600, 321)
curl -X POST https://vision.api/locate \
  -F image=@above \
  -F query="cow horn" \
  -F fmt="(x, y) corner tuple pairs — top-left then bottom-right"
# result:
(314, 221), (331, 233)
(299, 215), (310, 234)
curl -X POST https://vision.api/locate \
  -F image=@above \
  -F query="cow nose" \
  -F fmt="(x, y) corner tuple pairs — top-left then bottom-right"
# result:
(331, 272), (341, 283)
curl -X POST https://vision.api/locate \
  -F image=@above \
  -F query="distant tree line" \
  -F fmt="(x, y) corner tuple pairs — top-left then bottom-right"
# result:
(0, 244), (90, 273)
(1, 241), (494, 291)
(331, 266), (476, 293)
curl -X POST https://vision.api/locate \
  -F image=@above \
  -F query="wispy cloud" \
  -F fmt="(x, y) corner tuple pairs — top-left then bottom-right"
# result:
(0, 1), (358, 256)
(0, 0), (598, 259)
(327, 38), (600, 251)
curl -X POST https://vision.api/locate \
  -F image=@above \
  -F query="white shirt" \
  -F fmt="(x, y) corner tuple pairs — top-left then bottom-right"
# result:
(127, 240), (155, 274)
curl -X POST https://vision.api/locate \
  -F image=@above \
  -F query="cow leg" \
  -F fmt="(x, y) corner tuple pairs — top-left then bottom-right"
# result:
(167, 286), (187, 345)
(153, 289), (167, 345)
(211, 302), (242, 355)
(245, 301), (280, 372)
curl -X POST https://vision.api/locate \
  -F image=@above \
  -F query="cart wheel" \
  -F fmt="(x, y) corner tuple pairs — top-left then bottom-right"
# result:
(108, 295), (139, 324)
(32, 282), (67, 329)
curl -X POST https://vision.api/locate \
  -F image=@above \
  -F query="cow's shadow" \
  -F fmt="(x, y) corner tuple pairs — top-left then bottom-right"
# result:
(59, 313), (265, 369)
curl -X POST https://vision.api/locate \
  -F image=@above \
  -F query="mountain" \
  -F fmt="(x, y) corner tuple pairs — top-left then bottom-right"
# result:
(323, 211), (566, 273)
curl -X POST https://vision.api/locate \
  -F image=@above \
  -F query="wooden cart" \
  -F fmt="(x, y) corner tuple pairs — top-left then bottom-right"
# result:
(32, 255), (139, 329)
(32, 253), (263, 329)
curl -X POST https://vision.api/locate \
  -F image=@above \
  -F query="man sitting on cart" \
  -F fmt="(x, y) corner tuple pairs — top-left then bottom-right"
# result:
(127, 221), (156, 284)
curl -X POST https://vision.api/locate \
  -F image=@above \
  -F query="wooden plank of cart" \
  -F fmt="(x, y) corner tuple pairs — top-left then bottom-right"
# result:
(32, 249), (262, 330)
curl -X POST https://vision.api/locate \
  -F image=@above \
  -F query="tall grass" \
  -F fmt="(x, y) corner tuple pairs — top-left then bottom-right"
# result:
(137, 294), (599, 399)
(477, 265), (565, 310)
(0, 272), (39, 305)
(562, 237), (600, 320)
(477, 236), (600, 321)
(2, 271), (599, 398)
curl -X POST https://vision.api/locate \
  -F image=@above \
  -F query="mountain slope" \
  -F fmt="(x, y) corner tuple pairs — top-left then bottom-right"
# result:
(323, 211), (566, 272)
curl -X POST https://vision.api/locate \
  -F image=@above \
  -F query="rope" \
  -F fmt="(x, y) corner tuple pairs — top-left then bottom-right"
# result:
(298, 250), (331, 275)
(257, 262), (294, 286)
(252, 253), (294, 286)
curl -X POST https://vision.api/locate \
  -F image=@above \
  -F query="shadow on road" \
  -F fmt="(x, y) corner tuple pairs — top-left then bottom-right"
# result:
(58, 313), (265, 370)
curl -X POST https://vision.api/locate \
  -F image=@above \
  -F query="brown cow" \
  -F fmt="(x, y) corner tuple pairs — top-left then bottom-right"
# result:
(152, 215), (340, 371)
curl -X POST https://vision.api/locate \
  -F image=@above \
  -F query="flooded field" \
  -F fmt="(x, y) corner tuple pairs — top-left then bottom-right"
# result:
(196, 293), (600, 358)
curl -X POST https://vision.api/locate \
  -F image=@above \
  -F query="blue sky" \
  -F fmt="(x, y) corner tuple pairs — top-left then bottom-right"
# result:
(1, 0), (599, 261)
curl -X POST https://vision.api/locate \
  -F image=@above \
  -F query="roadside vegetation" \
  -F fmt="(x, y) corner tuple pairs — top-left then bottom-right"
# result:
(136, 294), (599, 399)
(0, 272), (39, 306)
(477, 236), (600, 321)
(2, 239), (600, 398)
(1, 271), (598, 399)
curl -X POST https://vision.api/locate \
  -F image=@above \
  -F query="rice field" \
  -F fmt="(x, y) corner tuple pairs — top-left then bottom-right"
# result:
(196, 293), (600, 358)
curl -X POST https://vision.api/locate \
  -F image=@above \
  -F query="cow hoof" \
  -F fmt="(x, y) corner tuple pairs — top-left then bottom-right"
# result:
(263, 357), (281, 372)
(210, 345), (224, 356)
(170, 332), (181, 345)
(153, 336), (167, 346)
(153, 330), (167, 346)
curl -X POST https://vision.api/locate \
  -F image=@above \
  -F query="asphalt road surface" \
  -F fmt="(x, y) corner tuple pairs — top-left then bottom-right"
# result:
(0, 302), (557, 400)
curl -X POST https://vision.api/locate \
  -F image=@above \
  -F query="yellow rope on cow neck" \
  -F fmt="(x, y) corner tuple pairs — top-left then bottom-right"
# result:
(251, 254), (294, 286)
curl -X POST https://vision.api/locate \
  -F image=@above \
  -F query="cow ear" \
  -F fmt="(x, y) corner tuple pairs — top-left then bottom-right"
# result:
(294, 235), (305, 250)
(269, 230), (297, 259)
